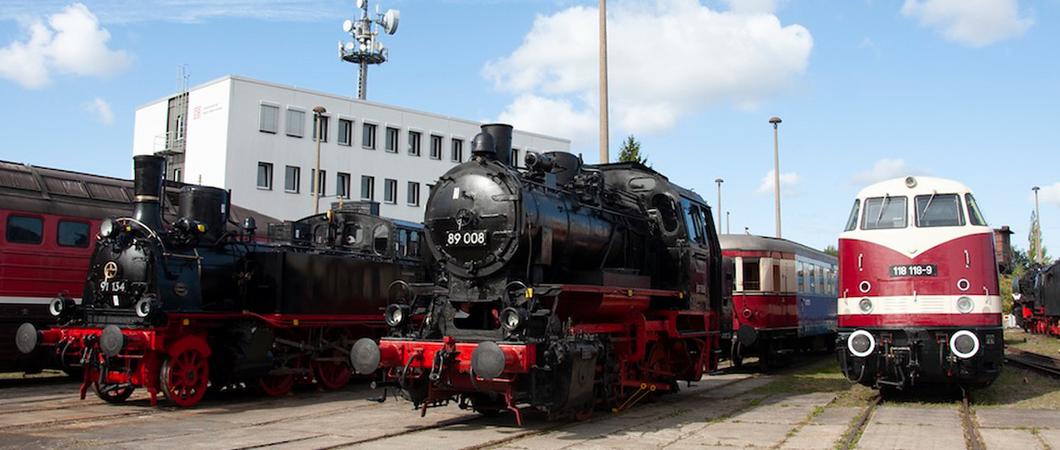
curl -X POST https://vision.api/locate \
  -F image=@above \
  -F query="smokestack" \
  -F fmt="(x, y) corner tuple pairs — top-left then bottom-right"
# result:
(132, 155), (166, 230)
(481, 123), (513, 166)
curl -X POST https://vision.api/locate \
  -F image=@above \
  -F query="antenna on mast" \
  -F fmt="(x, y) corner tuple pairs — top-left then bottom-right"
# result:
(339, 0), (400, 100)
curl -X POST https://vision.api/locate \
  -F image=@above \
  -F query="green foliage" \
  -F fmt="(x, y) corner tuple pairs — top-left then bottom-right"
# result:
(823, 245), (838, 257)
(617, 135), (647, 165)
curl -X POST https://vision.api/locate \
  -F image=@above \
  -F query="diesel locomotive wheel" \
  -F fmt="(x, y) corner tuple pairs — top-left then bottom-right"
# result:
(160, 337), (211, 407)
(94, 383), (134, 404)
(313, 348), (352, 390)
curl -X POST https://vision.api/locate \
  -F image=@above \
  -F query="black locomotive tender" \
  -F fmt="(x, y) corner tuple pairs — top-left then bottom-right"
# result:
(16, 155), (427, 407)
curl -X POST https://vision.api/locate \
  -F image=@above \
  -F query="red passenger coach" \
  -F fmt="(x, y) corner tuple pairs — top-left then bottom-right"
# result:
(837, 176), (1002, 390)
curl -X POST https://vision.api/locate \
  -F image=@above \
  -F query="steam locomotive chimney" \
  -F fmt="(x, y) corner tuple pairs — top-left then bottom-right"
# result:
(481, 123), (513, 166)
(132, 154), (166, 230)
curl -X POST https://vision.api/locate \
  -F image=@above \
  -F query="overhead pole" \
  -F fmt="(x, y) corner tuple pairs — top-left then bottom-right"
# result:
(598, 0), (609, 164)
(715, 178), (724, 230)
(769, 116), (783, 239)
(1033, 185), (1042, 264)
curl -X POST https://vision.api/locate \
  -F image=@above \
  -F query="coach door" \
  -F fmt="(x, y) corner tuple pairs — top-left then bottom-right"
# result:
(681, 198), (712, 311)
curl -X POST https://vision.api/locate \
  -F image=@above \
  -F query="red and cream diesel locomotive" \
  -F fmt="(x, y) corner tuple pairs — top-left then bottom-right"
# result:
(837, 176), (1002, 390)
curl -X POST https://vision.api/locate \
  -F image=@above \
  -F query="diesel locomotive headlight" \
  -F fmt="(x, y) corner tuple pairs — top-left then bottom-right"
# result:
(99, 218), (116, 238)
(858, 298), (873, 313)
(847, 329), (876, 357)
(499, 307), (526, 332)
(384, 304), (408, 327)
(950, 330), (980, 359)
(956, 296), (974, 314)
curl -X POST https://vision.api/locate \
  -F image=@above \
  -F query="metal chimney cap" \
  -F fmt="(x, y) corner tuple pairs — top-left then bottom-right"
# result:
(313, 106), (327, 114)
(768, 116), (782, 124)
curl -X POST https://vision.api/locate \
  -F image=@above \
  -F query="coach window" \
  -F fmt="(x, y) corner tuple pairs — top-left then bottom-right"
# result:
(742, 258), (761, 291)
(844, 199), (860, 231)
(965, 194), (988, 226)
(408, 231), (421, 257)
(797, 262), (805, 293)
(57, 220), (90, 247)
(396, 228), (408, 256)
(915, 193), (964, 227)
(6, 215), (43, 245)
(861, 196), (907, 230)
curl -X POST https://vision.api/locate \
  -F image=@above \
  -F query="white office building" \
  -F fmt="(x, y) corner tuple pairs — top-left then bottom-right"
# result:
(132, 75), (570, 222)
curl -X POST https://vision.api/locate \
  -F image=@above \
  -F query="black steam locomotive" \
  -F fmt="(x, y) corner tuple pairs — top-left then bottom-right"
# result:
(350, 124), (724, 423)
(15, 155), (427, 407)
(1014, 261), (1060, 336)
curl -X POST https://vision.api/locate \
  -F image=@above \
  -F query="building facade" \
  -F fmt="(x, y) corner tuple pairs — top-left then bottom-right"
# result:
(133, 75), (570, 222)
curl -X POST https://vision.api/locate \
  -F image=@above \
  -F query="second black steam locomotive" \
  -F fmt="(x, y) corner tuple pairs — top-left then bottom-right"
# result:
(1014, 261), (1060, 336)
(16, 155), (427, 407)
(350, 124), (724, 423)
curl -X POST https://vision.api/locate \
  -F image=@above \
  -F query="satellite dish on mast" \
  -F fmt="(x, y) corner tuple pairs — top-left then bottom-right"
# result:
(342, 19), (354, 33)
(382, 9), (400, 35)
(356, 0), (366, 9)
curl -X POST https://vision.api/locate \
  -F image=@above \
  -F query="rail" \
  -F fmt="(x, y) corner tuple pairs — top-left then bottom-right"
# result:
(1005, 347), (1060, 377)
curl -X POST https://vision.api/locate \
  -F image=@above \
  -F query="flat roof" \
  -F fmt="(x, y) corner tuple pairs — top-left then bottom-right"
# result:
(138, 75), (571, 144)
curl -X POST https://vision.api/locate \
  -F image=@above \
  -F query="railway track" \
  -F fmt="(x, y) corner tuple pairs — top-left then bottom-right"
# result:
(1005, 348), (1060, 377)
(959, 387), (985, 450)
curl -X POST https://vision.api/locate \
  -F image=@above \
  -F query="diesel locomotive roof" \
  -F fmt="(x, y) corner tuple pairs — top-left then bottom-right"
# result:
(719, 233), (836, 264)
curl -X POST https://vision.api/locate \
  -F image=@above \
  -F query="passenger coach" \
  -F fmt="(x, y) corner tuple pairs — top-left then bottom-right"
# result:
(837, 176), (1002, 390)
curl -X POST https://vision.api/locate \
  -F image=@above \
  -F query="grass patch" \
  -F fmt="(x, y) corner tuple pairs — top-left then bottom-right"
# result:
(750, 358), (876, 408)
(1005, 329), (1059, 356)
(975, 365), (1060, 409)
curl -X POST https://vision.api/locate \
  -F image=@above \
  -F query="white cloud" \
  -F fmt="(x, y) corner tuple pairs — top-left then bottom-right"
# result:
(900, 0), (1032, 47)
(484, 0), (812, 147)
(0, 3), (131, 88)
(720, 0), (781, 15)
(83, 97), (114, 125)
(851, 158), (924, 185)
(757, 169), (799, 196)
(1037, 183), (1060, 208)
(497, 94), (597, 145)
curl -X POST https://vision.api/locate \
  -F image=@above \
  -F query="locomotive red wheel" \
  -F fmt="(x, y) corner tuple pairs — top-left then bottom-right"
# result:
(160, 336), (211, 407)
(313, 348), (353, 390)
(258, 356), (303, 397)
(94, 383), (134, 404)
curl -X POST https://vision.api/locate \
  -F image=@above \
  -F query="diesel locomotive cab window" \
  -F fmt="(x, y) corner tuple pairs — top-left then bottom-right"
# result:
(844, 199), (860, 231)
(6, 215), (43, 244)
(861, 196), (907, 230)
(915, 193), (964, 227)
(57, 220), (90, 247)
(966, 194), (988, 226)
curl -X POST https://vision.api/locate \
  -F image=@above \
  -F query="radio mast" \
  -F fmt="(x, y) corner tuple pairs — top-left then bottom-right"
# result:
(339, 0), (400, 100)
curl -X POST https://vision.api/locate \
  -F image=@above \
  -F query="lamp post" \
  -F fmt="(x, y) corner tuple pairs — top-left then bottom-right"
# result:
(1033, 185), (1041, 264)
(769, 116), (782, 238)
(598, 0), (609, 164)
(726, 211), (730, 234)
(313, 106), (327, 214)
(714, 178), (724, 230)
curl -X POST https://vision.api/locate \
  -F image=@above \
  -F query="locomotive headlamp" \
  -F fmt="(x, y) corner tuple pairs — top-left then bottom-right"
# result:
(135, 297), (159, 319)
(858, 298), (873, 314)
(956, 296), (974, 314)
(847, 329), (876, 357)
(384, 304), (409, 327)
(99, 218), (116, 238)
(905, 177), (917, 188)
(48, 297), (65, 317)
(949, 330), (980, 359)
(499, 307), (527, 332)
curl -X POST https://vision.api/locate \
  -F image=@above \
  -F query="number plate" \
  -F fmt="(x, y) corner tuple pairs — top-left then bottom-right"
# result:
(445, 230), (488, 247)
(889, 264), (937, 277)
(99, 280), (127, 292)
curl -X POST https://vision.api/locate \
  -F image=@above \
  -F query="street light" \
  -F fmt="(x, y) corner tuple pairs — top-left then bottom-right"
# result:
(769, 116), (782, 239)
(714, 178), (724, 230)
(726, 211), (730, 234)
(1033, 185), (1041, 264)
(313, 106), (327, 214)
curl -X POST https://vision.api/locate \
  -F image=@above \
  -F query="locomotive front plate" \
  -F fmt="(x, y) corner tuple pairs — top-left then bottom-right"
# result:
(889, 263), (937, 277)
(445, 230), (488, 247)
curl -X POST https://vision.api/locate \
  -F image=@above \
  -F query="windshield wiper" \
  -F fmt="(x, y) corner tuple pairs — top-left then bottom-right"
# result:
(919, 191), (937, 225)
(874, 194), (890, 226)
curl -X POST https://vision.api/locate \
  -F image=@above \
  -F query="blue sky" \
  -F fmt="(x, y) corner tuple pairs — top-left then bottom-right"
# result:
(0, 0), (1057, 252)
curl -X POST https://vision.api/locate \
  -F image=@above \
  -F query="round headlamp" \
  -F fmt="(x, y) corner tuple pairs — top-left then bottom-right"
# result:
(135, 298), (154, 318)
(858, 298), (873, 314)
(48, 297), (65, 317)
(499, 307), (526, 332)
(848, 330), (876, 357)
(950, 330), (979, 359)
(99, 218), (116, 238)
(956, 296), (974, 314)
(384, 304), (408, 327)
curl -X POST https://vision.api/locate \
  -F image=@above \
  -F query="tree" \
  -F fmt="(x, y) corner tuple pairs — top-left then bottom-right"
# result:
(617, 135), (647, 165)
(1028, 211), (1051, 264)
(823, 245), (838, 257)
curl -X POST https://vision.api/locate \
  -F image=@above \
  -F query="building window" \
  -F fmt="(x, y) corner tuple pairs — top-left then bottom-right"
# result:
(312, 115), (329, 143)
(384, 178), (397, 204)
(511, 148), (520, 165)
(408, 131), (421, 156)
(257, 162), (273, 190)
(5, 215), (42, 245)
(311, 169), (326, 195)
(338, 119), (353, 146)
(361, 175), (375, 200)
(173, 168), (182, 182)
(285, 165), (300, 193)
(430, 135), (443, 159)
(362, 123), (377, 149)
(57, 220), (90, 248)
(259, 104), (279, 133)
(385, 127), (399, 153)
(451, 138), (463, 162)
(407, 181), (420, 206)
(337, 172), (351, 198)
(286, 109), (305, 137)
(175, 114), (185, 141)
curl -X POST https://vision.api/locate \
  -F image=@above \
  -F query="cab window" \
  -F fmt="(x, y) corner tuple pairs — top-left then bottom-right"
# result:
(681, 199), (705, 244)
(6, 215), (43, 244)
(861, 196), (907, 230)
(742, 258), (761, 291)
(965, 194), (988, 226)
(57, 220), (90, 247)
(372, 225), (389, 255)
(407, 231), (421, 257)
(915, 193), (964, 227)
(396, 228), (409, 256)
(844, 199), (860, 231)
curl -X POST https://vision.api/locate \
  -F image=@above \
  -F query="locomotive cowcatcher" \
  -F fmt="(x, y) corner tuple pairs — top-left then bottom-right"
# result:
(349, 124), (724, 423)
(15, 155), (427, 407)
